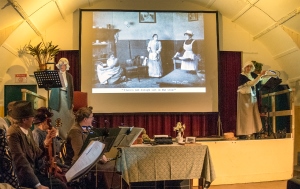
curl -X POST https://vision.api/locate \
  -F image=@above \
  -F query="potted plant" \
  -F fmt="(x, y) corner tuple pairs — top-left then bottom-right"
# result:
(18, 41), (60, 70)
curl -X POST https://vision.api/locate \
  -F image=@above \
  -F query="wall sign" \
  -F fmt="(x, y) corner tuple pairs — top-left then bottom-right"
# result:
(15, 74), (27, 83)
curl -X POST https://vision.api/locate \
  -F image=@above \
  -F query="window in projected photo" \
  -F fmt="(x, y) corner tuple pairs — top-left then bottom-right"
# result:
(81, 11), (219, 94)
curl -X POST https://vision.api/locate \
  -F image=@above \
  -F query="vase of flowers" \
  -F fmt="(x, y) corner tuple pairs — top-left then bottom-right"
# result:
(173, 122), (186, 143)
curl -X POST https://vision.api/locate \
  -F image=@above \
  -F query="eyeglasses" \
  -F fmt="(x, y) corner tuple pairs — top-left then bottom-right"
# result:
(82, 126), (92, 131)
(88, 116), (94, 119)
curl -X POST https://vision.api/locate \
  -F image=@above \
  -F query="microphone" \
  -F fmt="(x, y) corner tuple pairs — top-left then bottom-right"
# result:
(103, 120), (110, 137)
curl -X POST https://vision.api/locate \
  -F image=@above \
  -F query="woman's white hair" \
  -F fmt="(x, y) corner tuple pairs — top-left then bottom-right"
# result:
(242, 61), (255, 72)
(56, 57), (70, 70)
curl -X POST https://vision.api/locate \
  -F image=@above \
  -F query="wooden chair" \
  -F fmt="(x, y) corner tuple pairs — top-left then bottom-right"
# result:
(122, 55), (148, 82)
(73, 91), (88, 112)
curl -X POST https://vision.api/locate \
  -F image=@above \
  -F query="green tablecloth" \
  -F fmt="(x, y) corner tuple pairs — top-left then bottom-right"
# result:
(117, 144), (216, 185)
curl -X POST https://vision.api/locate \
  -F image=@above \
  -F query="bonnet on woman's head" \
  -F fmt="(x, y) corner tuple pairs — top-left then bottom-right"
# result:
(184, 30), (193, 36)
(56, 57), (70, 70)
(242, 61), (255, 72)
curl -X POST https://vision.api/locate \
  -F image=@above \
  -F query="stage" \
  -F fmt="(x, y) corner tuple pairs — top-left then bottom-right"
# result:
(105, 137), (294, 187)
(198, 138), (293, 185)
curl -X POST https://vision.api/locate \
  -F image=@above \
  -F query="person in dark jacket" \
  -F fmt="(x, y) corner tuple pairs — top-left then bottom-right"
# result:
(7, 101), (67, 189)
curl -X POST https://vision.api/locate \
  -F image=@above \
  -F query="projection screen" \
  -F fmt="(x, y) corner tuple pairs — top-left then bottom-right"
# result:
(80, 10), (219, 113)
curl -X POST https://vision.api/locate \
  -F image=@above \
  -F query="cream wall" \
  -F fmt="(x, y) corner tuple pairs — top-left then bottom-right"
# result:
(0, 8), (282, 115)
(1, 2), (297, 105)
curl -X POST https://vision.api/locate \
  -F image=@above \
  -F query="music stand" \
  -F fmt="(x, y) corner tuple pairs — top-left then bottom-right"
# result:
(79, 127), (121, 156)
(113, 126), (144, 147)
(34, 70), (63, 108)
(260, 77), (282, 92)
(73, 128), (121, 188)
(65, 140), (105, 183)
(260, 77), (282, 137)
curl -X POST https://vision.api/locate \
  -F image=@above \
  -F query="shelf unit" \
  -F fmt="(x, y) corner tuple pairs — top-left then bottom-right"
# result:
(92, 28), (120, 82)
(92, 28), (120, 59)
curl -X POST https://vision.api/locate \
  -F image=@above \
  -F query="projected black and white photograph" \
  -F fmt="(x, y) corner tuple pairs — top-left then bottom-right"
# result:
(81, 10), (219, 112)
(81, 11), (219, 94)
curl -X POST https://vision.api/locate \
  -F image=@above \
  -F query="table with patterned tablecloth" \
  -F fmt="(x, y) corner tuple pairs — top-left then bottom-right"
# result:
(116, 144), (216, 188)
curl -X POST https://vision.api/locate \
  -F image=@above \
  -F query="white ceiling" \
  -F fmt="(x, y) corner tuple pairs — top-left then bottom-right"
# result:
(0, 0), (300, 80)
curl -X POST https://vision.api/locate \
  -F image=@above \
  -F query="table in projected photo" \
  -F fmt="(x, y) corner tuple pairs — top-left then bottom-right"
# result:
(116, 144), (216, 188)
(157, 69), (204, 87)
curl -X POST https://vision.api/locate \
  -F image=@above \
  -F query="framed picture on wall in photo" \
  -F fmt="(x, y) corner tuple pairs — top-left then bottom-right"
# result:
(188, 13), (198, 21)
(139, 12), (156, 23)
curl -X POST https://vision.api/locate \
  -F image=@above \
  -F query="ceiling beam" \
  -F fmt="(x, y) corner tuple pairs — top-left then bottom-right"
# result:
(282, 25), (300, 49)
(54, 0), (65, 20)
(0, 21), (23, 46)
(253, 7), (300, 40)
(231, 0), (259, 22)
(8, 0), (43, 38)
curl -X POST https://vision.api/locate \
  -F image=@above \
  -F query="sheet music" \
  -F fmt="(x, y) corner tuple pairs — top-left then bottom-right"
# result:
(65, 140), (105, 182)
(113, 127), (143, 147)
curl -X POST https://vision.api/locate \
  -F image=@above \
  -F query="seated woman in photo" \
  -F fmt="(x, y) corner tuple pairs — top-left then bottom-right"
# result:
(97, 53), (126, 84)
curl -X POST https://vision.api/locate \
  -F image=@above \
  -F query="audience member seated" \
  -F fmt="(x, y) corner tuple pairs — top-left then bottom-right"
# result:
(97, 52), (126, 84)
(32, 107), (66, 176)
(32, 107), (54, 153)
(65, 106), (120, 188)
(7, 101), (67, 189)
(3, 101), (16, 128)
(0, 125), (19, 188)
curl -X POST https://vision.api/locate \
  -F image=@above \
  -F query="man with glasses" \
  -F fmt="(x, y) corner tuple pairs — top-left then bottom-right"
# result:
(7, 101), (67, 189)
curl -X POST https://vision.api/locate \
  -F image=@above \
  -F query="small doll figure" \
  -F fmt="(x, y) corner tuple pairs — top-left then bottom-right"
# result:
(142, 129), (151, 142)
